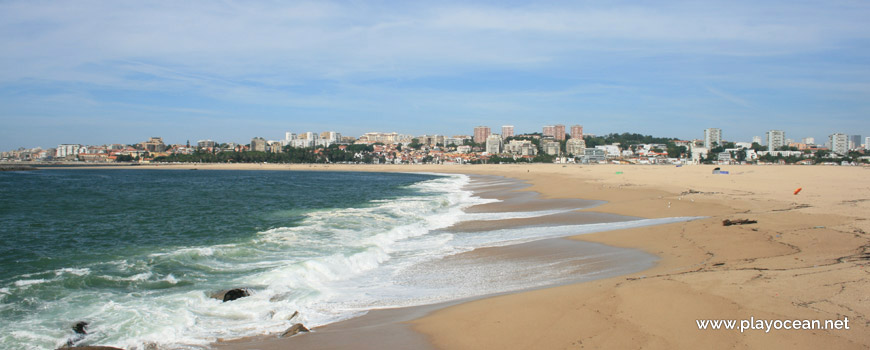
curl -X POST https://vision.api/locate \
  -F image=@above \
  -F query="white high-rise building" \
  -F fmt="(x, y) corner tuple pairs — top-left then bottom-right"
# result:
(802, 137), (815, 145)
(704, 128), (722, 149)
(56, 144), (82, 158)
(566, 138), (586, 156)
(752, 136), (762, 144)
(485, 134), (503, 154)
(865, 136), (870, 150)
(284, 132), (298, 146)
(326, 131), (342, 143)
(765, 130), (785, 151)
(829, 133), (849, 155)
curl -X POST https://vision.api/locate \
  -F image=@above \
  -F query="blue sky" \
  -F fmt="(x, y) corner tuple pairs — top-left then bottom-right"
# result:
(1, 0), (869, 150)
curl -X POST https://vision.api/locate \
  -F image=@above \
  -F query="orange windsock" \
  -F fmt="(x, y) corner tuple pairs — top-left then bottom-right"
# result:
(794, 188), (802, 195)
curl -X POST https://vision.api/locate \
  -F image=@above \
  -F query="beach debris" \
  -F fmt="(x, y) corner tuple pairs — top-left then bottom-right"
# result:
(212, 288), (252, 302)
(813, 226), (826, 229)
(712, 167), (720, 174)
(615, 171), (623, 174)
(279, 323), (310, 338)
(722, 219), (757, 226)
(680, 189), (720, 196)
(794, 187), (803, 195)
(712, 263), (725, 266)
(288, 310), (300, 321)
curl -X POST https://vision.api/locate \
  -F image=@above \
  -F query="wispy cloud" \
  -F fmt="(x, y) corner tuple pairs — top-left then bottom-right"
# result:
(704, 86), (752, 108)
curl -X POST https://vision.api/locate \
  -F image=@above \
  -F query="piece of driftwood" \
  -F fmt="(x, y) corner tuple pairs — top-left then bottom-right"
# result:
(723, 219), (757, 226)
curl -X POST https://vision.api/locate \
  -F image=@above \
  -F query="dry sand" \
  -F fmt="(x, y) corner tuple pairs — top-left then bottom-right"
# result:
(58, 163), (870, 349)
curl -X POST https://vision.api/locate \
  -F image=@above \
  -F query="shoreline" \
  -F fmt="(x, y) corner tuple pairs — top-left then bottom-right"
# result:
(37, 163), (870, 348)
(213, 172), (667, 350)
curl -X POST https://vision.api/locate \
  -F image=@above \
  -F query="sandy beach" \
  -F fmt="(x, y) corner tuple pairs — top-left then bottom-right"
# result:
(52, 163), (870, 349)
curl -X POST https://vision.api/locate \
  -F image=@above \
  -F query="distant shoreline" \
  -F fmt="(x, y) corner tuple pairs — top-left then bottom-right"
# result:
(0, 164), (38, 171)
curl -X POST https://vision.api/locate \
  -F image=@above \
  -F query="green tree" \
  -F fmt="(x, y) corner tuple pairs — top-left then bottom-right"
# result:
(750, 142), (764, 152)
(408, 138), (423, 150)
(665, 142), (687, 158)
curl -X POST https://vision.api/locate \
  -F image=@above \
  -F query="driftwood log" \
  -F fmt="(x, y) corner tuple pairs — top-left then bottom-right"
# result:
(723, 219), (758, 226)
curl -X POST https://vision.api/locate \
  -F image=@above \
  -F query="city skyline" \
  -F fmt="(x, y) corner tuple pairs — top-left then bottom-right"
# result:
(2, 123), (867, 152)
(1, 1), (869, 150)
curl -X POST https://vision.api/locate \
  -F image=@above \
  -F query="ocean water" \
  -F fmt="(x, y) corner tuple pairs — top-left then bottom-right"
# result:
(0, 169), (696, 349)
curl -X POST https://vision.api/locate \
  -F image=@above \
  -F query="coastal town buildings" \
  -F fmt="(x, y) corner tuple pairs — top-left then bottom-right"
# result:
(543, 141), (560, 156)
(56, 144), (82, 158)
(830, 133), (849, 155)
(849, 135), (862, 150)
(554, 125), (566, 141)
(543, 125), (566, 141)
(566, 138), (586, 156)
(250, 137), (267, 152)
(501, 126), (514, 139)
(139, 137), (166, 152)
(485, 134), (503, 154)
(704, 128), (722, 149)
(4, 126), (867, 165)
(197, 140), (216, 149)
(766, 130), (786, 151)
(542, 125), (555, 139)
(570, 125), (583, 139)
(505, 140), (536, 156)
(473, 126), (491, 144)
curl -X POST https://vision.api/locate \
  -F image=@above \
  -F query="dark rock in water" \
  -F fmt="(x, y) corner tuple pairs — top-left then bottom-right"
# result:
(280, 323), (310, 338)
(73, 321), (89, 334)
(223, 288), (250, 302)
(212, 288), (251, 302)
(64, 321), (89, 347)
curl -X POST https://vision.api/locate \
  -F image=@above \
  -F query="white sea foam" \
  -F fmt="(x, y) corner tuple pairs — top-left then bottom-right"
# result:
(461, 208), (578, 221)
(54, 267), (91, 276)
(13, 279), (47, 287)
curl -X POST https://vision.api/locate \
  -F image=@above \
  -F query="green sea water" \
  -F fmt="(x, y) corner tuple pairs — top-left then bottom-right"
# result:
(0, 169), (441, 349)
